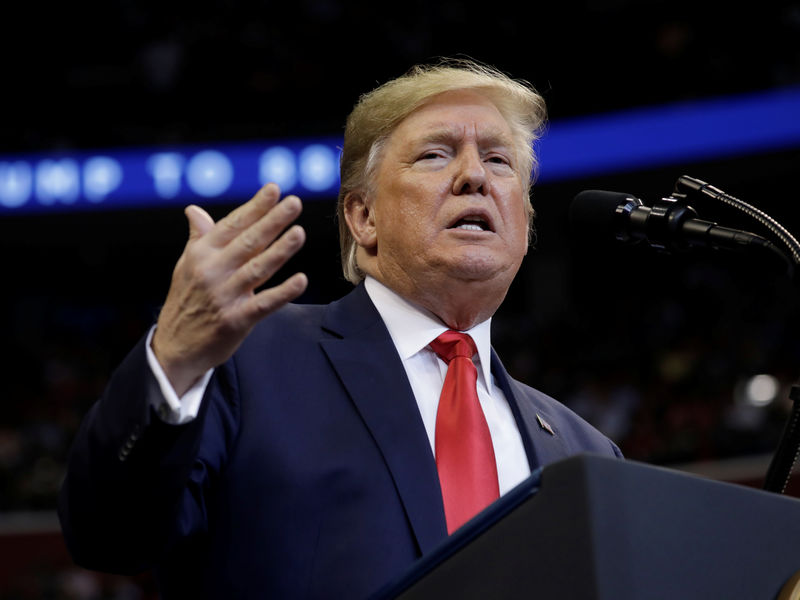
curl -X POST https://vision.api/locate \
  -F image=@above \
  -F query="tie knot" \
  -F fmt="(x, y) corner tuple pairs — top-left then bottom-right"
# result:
(429, 330), (477, 364)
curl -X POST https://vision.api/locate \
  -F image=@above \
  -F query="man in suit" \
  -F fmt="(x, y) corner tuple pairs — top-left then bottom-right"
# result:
(59, 59), (621, 598)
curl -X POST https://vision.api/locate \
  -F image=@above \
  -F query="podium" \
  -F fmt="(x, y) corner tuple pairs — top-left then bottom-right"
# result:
(377, 454), (800, 599)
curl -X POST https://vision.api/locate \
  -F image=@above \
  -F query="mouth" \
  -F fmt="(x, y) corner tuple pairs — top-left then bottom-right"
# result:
(448, 213), (494, 233)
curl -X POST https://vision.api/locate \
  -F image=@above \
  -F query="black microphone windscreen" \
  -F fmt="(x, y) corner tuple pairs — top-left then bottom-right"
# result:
(569, 190), (635, 240)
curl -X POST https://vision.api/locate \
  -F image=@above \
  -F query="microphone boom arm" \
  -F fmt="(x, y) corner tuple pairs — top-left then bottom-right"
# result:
(671, 176), (800, 495)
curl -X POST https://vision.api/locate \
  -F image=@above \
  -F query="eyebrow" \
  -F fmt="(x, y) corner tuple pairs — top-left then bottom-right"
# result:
(415, 125), (515, 150)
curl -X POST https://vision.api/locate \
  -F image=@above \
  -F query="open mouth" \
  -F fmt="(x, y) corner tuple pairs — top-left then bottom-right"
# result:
(449, 216), (492, 232)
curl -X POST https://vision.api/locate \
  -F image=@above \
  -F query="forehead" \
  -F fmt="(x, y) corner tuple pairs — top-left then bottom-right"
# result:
(388, 89), (514, 146)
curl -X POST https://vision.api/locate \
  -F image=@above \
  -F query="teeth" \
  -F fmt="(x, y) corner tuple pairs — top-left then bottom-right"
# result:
(457, 223), (484, 231)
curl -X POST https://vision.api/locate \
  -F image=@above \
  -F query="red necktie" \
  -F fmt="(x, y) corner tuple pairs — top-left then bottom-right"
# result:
(430, 330), (499, 534)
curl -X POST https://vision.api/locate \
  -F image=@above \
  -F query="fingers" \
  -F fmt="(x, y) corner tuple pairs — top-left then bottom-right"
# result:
(206, 183), (282, 248)
(154, 183), (312, 395)
(185, 205), (216, 240)
(244, 272), (309, 323)
(220, 194), (303, 268)
(195, 183), (303, 276)
(226, 223), (306, 295)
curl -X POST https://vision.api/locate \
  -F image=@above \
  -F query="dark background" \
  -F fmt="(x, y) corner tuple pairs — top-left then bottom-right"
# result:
(2, 1), (800, 597)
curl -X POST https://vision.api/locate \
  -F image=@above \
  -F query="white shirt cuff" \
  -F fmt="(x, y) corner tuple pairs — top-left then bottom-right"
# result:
(145, 326), (214, 425)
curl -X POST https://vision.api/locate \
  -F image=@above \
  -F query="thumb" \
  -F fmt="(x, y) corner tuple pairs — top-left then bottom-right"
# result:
(185, 205), (215, 240)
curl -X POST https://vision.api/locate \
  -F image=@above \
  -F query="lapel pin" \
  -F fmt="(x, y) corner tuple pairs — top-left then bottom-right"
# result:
(536, 414), (555, 436)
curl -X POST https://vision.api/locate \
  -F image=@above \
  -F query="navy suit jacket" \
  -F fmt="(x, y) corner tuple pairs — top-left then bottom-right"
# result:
(59, 283), (621, 599)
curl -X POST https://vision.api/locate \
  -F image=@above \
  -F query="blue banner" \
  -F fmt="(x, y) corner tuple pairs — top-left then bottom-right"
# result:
(0, 138), (342, 215)
(1, 86), (799, 215)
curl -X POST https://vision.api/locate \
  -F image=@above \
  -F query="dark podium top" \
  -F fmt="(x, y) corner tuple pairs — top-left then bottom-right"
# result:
(377, 454), (800, 599)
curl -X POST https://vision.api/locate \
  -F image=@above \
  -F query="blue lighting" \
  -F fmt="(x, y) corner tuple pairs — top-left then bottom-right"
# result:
(0, 162), (34, 208)
(83, 156), (123, 203)
(185, 150), (234, 198)
(298, 144), (339, 192)
(537, 85), (800, 182)
(0, 137), (343, 215)
(259, 147), (297, 191)
(0, 87), (799, 215)
(36, 158), (80, 205)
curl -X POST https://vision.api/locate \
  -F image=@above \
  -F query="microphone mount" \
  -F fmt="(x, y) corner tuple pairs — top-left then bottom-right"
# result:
(611, 193), (718, 252)
(574, 175), (800, 495)
(669, 176), (800, 495)
(674, 175), (800, 269)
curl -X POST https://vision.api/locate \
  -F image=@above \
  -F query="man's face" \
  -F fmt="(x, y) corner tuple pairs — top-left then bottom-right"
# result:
(366, 89), (529, 303)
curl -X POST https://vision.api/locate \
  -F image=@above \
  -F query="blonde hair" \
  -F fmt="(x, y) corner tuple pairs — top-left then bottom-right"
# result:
(337, 58), (547, 284)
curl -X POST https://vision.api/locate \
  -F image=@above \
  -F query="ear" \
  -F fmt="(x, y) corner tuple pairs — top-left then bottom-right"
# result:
(343, 191), (377, 250)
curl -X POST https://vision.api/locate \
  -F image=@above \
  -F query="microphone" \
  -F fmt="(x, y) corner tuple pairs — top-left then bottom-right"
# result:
(570, 190), (777, 254)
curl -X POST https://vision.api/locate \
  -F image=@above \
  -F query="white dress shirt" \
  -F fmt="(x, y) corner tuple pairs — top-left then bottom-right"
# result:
(146, 276), (531, 495)
(363, 276), (530, 495)
(145, 326), (212, 425)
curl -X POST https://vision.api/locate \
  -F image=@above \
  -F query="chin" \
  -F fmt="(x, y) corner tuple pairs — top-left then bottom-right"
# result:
(447, 253), (516, 283)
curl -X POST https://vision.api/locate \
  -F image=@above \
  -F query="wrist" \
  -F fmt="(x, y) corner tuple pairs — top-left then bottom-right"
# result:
(150, 330), (204, 398)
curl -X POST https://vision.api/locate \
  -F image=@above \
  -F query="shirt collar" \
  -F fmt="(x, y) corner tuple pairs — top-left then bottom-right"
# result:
(363, 276), (495, 395)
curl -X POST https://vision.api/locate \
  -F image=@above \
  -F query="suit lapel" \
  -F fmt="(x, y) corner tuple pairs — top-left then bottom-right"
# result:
(319, 285), (447, 554)
(490, 350), (569, 470)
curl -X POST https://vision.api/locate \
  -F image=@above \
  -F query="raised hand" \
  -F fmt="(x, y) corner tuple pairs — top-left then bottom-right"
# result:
(151, 183), (308, 396)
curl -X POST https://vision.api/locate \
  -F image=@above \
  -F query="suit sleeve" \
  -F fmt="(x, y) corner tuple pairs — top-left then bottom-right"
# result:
(58, 334), (239, 574)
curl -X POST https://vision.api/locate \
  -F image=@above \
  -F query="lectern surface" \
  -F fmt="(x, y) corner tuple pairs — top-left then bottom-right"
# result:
(376, 454), (800, 600)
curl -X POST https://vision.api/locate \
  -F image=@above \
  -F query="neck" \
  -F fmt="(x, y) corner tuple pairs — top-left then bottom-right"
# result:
(367, 272), (506, 331)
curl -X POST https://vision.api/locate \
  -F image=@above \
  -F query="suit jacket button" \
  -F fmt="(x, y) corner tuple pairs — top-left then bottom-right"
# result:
(157, 403), (171, 421)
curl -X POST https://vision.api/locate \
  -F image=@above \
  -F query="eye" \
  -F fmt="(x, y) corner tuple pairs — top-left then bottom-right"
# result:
(419, 151), (445, 161)
(486, 155), (512, 166)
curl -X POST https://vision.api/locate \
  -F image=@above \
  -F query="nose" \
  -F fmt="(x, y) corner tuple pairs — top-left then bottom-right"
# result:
(452, 147), (488, 196)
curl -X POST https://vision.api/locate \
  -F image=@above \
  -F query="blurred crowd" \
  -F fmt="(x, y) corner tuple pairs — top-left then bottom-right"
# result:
(6, 1), (800, 153)
(4, 242), (799, 515)
(3, 0), (800, 596)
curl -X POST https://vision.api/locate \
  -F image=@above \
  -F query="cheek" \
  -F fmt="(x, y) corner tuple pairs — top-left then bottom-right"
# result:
(505, 200), (531, 254)
(501, 188), (528, 225)
(380, 183), (438, 230)
(375, 200), (424, 248)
